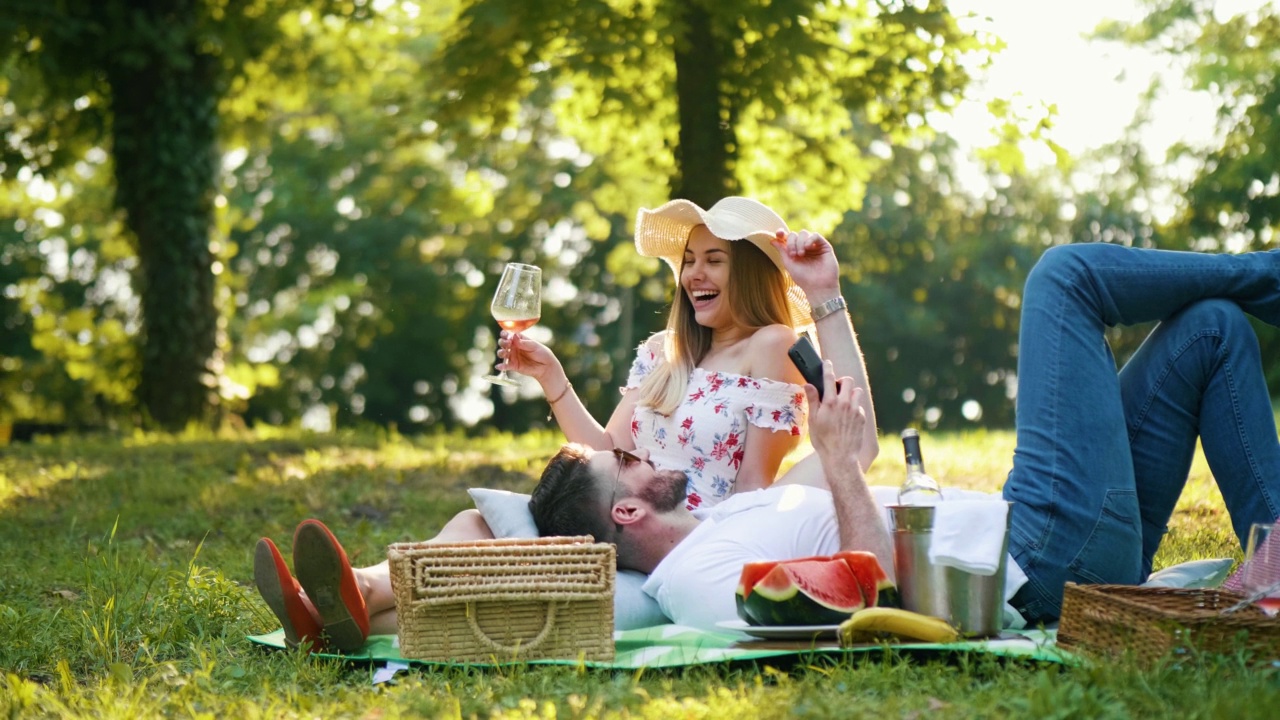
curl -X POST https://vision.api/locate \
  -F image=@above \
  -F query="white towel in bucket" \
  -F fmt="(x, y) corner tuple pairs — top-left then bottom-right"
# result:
(928, 499), (1009, 576)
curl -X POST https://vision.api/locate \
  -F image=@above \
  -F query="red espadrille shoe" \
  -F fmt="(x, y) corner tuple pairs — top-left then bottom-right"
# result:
(292, 519), (370, 653)
(253, 537), (325, 651)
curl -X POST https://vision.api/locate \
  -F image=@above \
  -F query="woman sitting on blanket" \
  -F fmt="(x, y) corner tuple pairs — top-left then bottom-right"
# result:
(253, 197), (881, 651)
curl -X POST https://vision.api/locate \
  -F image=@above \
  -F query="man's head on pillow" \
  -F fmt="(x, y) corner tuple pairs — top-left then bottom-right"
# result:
(528, 444), (690, 571)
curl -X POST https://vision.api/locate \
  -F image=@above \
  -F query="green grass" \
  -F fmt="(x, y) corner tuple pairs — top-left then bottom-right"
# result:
(1, 427), (1275, 718)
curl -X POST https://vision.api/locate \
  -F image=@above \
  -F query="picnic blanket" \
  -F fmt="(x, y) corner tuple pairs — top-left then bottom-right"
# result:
(248, 624), (1070, 670)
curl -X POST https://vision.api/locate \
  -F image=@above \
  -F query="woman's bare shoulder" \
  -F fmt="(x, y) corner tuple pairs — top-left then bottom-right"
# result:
(745, 325), (803, 383)
(749, 324), (800, 353)
(641, 330), (668, 353)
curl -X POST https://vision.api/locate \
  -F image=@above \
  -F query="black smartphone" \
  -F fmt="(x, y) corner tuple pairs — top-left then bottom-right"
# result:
(787, 335), (826, 401)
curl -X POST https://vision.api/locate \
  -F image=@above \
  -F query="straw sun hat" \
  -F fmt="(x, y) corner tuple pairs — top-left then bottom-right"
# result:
(634, 196), (813, 329)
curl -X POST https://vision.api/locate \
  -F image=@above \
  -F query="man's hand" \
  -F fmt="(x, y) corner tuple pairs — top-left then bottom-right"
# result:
(772, 229), (841, 300)
(802, 358), (892, 575)
(802, 359), (865, 469)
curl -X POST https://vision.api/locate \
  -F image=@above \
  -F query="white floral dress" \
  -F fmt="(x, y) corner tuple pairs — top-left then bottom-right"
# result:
(624, 340), (808, 510)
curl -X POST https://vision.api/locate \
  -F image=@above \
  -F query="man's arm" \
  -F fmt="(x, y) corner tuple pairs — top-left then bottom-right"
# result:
(805, 361), (895, 579)
(773, 230), (879, 470)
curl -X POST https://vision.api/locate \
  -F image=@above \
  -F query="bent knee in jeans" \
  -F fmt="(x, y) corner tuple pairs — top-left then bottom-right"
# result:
(1169, 297), (1253, 338)
(1024, 243), (1115, 294)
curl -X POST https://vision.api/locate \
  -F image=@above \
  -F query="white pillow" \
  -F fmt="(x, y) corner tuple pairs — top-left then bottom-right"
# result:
(1141, 558), (1234, 589)
(467, 488), (539, 539)
(467, 488), (671, 630)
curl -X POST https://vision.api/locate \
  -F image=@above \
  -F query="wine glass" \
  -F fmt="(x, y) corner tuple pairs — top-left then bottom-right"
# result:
(482, 263), (542, 387)
(1241, 522), (1280, 616)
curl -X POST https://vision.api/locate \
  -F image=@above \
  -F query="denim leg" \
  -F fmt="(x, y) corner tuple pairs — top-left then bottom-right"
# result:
(1004, 243), (1280, 623)
(1120, 299), (1280, 575)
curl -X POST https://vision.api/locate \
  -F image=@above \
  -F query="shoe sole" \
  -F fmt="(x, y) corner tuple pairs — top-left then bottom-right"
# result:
(293, 522), (367, 653)
(253, 538), (305, 648)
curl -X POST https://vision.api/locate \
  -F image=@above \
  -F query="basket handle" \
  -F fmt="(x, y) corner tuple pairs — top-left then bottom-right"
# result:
(465, 601), (558, 655)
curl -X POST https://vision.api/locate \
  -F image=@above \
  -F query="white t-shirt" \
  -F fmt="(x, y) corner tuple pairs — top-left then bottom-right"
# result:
(641, 484), (842, 631)
(640, 484), (1029, 632)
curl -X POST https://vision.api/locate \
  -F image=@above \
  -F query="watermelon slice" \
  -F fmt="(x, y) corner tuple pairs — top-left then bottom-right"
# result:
(735, 556), (829, 624)
(741, 559), (866, 625)
(833, 550), (901, 608)
(735, 560), (781, 624)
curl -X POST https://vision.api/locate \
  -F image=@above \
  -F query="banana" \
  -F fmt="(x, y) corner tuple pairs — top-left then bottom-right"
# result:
(838, 607), (960, 645)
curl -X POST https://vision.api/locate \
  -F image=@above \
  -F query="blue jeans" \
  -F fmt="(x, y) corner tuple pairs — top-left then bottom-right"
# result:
(1003, 243), (1280, 623)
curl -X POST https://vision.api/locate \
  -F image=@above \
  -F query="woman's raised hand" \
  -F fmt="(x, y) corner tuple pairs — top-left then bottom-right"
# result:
(772, 229), (841, 298)
(496, 331), (560, 384)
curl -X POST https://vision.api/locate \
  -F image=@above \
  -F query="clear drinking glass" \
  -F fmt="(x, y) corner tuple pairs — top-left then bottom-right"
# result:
(1242, 522), (1279, 616)
(481, 263), (542, 387)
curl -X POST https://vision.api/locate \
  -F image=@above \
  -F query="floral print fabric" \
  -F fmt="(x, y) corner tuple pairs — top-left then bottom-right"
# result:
(624, 339), (807, 510)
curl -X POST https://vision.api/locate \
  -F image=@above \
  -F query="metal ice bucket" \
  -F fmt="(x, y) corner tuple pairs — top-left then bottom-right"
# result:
(888, 503), (1011, 637)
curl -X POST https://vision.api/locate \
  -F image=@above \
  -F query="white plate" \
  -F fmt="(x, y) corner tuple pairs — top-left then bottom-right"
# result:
(715, 619), (840, 640)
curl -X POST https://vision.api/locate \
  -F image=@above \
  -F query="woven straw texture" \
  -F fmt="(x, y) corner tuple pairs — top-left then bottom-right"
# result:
(1057, 583), (1280, 666)
(388, 536), (615, 663)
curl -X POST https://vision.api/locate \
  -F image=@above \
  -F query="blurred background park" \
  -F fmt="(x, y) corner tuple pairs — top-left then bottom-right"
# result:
(3, 0), (1279, 440)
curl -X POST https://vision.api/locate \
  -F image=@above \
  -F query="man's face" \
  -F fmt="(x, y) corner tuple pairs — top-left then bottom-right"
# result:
(588, 448), (688, 514)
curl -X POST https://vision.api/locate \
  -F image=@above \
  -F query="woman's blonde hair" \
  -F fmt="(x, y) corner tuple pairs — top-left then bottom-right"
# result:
(636, 232), (794, 415)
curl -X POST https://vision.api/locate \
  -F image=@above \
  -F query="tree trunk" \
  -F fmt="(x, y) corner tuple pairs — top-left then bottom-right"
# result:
(671, 2), (738, 206)
(106, 5), (219, 429)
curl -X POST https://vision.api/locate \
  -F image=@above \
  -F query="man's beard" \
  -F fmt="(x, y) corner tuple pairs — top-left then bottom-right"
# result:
(639, 470), (689, 513)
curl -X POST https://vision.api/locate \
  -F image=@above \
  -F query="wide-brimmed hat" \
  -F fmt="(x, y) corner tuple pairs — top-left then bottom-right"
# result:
(634, 196), (812, 329)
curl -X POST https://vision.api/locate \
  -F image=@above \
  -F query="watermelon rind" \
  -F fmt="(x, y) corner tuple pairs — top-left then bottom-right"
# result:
(735, 556), (830, 625)
(742, 560), (865, 625)
(736, 560), (786, 625)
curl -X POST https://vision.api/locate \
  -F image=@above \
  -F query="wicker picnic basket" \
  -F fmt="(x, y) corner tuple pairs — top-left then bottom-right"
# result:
(387, 536), (616, 663)
(1057, 583), (1280, 666)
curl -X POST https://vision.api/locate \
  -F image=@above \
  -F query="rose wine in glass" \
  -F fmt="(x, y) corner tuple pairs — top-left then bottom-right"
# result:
(482, 263), (541, 386)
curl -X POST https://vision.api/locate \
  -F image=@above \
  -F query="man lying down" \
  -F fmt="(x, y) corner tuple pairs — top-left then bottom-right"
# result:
(529, 361), (892, 631)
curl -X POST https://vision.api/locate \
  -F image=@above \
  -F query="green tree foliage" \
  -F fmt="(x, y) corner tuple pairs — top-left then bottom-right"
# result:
(1098, 0), (1280, 250)
(209, 3), (662, 431)
(0, 152), (136, 427)
(213, 0), (995, 431)
(1098, 0), (1280, 386)
(415, 0), (998, 429)
(0, 0), (1009, 432)
(433, 0), (988, 223)
(24, 0), (1241, 435)
(836, 135), (1049, 430)
(0, 0), (367, 428)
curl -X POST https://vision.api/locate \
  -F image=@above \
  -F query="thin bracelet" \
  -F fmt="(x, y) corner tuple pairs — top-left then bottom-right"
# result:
(546, 381), (572, 421)
(547, 381), (573, 405)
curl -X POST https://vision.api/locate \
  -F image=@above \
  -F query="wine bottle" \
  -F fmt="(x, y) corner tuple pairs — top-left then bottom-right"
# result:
(898, 428), (943, 505)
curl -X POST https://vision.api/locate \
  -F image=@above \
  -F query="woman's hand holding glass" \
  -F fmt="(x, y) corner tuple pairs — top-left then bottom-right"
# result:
(495, 331), (561, 386)
(482, 263), (542, 386)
